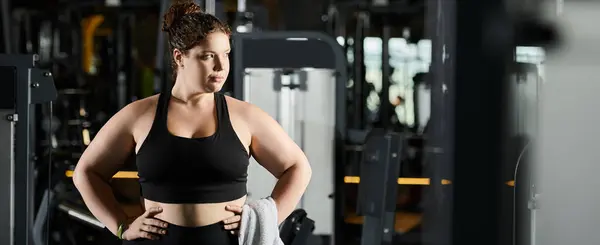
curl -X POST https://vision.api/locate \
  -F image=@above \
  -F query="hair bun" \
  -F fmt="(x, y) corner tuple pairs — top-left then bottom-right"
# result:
(162, 0), (204, 32)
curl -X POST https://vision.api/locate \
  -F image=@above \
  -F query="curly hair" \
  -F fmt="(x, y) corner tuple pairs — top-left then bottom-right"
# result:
(162, 0), (231, 81)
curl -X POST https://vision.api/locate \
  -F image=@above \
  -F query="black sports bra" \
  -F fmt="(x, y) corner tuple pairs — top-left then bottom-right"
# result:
(135, 92), (249, 204)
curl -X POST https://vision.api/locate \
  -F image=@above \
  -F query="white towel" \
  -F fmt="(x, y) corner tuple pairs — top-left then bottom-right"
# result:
(238, 197), (285, 245)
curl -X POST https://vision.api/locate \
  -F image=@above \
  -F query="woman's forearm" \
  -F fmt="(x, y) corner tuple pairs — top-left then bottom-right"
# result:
(73, 169), (129, 235)
(270, 162), (312, 224)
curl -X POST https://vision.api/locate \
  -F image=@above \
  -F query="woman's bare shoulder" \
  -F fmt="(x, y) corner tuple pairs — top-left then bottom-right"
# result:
(223, 94), (272, 127)
(224, 94), (259, 116)
(128, 94), (160, 112)
(117, 94), (160, 126)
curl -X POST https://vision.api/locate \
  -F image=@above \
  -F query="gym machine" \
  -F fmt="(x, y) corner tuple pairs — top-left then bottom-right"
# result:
(0, 54), (58, 245)
(231, 31), (347, 242)
(325, 0), (424, 131)
(356, 129), (403, 245)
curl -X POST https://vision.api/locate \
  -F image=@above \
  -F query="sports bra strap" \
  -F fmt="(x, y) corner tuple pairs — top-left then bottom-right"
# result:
(217, 93), (241, 134)
(154, 92), (171, 130)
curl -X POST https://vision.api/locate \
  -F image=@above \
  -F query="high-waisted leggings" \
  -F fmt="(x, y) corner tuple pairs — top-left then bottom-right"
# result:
(122, 221), (238, 245)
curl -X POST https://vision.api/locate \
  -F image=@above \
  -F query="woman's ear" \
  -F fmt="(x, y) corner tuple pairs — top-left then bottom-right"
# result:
(173, 49), (184, 67)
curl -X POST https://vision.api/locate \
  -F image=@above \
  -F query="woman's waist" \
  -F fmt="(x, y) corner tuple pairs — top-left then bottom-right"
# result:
(143, 196), (246, 227)
(139, 181), (248, 203)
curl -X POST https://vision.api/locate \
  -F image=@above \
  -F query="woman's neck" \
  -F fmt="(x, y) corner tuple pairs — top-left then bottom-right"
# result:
(171, 83), (213, 105)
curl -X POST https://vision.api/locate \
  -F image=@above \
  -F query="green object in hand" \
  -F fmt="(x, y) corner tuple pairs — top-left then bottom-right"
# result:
(117, 223), (128, 240)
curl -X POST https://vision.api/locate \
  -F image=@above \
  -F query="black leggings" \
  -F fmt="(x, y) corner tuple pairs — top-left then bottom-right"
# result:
(122, 221), (238, 245)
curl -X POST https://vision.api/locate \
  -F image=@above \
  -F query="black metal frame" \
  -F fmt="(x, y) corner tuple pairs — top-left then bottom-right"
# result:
(116, 13), (136, 107)
(1, 0), (11, 54)
(230, 31), (347, 244)
(356, 129), (403, 245)
(450, 0), (513, 244)
(423, 0), (518, 244)
(154, 0), (170, 93)
(422, 0), (455, 243)
(0, 54), (57, 245)
(380, 15), (391, 130)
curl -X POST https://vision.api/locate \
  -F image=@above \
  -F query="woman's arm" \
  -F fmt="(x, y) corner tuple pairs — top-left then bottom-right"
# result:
(246, 105), (312, 224)
(73, 102), (140, 235)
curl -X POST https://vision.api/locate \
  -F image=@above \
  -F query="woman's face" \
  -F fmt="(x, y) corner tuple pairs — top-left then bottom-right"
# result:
(174, 32), (230, 93)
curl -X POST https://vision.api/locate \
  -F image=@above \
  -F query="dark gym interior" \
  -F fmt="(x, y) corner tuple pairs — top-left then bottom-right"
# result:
(1, 0), (579, 245)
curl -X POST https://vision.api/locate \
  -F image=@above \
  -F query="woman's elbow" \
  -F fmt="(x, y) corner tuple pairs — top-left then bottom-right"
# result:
(299, 160), (312, 181)
(72, 167), (84, 188)
(72, 164), (92, 189)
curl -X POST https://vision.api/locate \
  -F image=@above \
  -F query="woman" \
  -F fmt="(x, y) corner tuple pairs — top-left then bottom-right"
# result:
(72, 1), (312, 244)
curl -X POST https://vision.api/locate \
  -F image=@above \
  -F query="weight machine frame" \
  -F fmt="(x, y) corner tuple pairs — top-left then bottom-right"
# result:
(435, 0), (514, 244)
(420, 0), (455, 244)
(356, 129), (403, 245)
(230, 31), (348, 244)
(1, 0), (11, 53)
(0, 54), (57, 245)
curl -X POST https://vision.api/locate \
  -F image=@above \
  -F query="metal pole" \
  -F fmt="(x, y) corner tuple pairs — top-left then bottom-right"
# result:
(154, 0), (170, 93)
(1, 0), (12, 53)
(452, 0), (512, 245)
(204, 0), (216, 15)
(237, 0), (247, 13)
(192, 0), (216, 24)
(380, 16), (391, 130)
(353, 13), (367, 129)
(422, 0), (454, 243)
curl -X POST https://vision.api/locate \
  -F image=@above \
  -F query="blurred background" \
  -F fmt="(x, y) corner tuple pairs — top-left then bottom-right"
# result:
(3, 0), (598, 245)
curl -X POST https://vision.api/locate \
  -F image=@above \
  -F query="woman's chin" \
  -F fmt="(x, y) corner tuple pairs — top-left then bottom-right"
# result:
(203, 83), (224, 93)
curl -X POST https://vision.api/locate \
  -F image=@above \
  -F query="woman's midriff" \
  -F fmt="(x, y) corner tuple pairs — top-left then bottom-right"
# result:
(143, 195), (247, 227)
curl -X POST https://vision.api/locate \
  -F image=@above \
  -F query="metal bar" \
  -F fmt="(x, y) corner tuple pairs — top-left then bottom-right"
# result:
(16, 59), (34, 245)
(9, 11), (21, 54)
(205, 0), (216, 15)
(380, 16), (391, 130)
(353, 13), (366, 129)
(64, 0), (160, 8)
(1, 0), (11, 53)
(451, 0), (511, 245)
(332, 1), (423, 15)
(0, 109), (15, 245)
(237, 0), (246, 13)
(126, 15), (136, 100)
(57, 204), (105, 229)
(116, 14), (127, 107)
(357, 130), (402, 245)
(422, 0), (455, 243)
(232, 34), (245, 100)
(154, 0), (170, 93)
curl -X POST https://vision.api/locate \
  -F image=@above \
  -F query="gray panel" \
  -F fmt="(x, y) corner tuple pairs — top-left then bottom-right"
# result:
(298, 69), (336, 235)
(0, 110), (15, 245)
(508, 65), (540, 136)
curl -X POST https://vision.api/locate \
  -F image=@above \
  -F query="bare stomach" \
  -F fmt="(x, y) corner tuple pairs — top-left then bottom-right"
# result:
(143, 195), (247, 227)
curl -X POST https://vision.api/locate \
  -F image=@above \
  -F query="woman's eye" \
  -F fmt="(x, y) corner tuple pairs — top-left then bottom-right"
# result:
(201, 54), (214, 60)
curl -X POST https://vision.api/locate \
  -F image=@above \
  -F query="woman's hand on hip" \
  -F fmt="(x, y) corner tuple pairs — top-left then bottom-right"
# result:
(223, 205), (243, 235)
(123, 207), (169, 240)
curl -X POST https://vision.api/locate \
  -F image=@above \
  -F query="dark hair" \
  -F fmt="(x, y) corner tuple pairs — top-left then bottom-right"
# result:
(162, 0), (231, 81)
